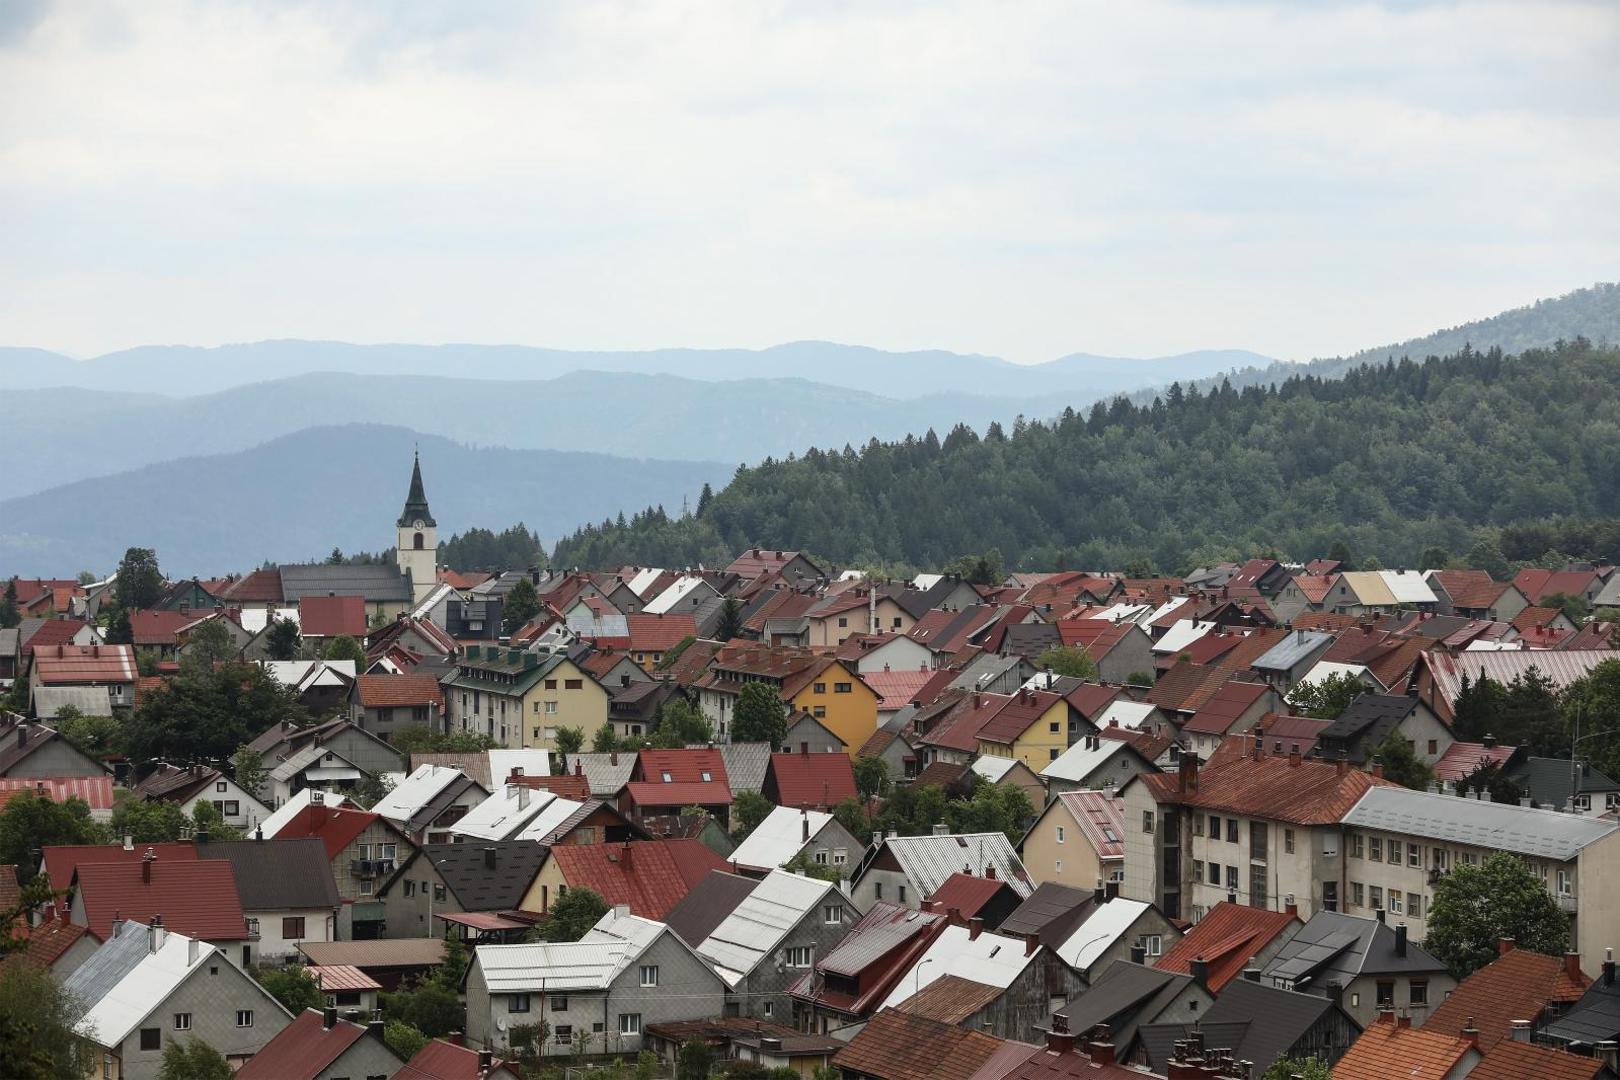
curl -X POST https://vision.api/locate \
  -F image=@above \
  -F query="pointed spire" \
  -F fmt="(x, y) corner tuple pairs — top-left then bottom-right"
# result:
(397, 450), (436, 528)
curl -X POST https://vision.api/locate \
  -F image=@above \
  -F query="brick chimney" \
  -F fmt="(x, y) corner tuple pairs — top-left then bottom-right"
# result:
(1178, 753), (1199, 794)
(1462, 1017), (1479, 1049)
(968, 916), (983, 941)
(1499, 937), (1516, 957)
(141, 848), (156, 884)
(1045, 1012), (1074, 1055)
(1567, 952), (1583, 980)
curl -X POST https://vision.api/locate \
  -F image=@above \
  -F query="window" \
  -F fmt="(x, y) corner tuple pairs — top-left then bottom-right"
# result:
(552, 996), (569, 1011)
(544, 701), (558, 714)
(661, 771), (673, 782)
(357, 844), (373, 861)
(786, 947), (814, 968)
(282, 917), (306, 939)
(833, 849), (847, 865)
(1049, 748), (1059, 760)
(1432, 849), (1448, 872)
(619, 1013), (642, 1035)
(1369, 885), (1383, 909)
(1056, 825), (1066, 844)
(216, 781), (228, 793)
(1193, 816), (1205, 837)
(247, 917), (260, 937)
(1408, 893), (1423, 918)
(554, 1025), (573, 1044)
(565, 679), (583, 690)
(1388, 890), (1404, 914)
(814, 850), (828, 865)
(1208, 814), (1220, 838)
(838, 617), (848, 628)
(1369, 836), (1382, 861)
(236, 1011), (253, 1027)
(640, 965), (659, 987)
(700, 771), (712, 782)
(813, 682), (827, 694)
(824, 905), (843, 925)
(1144, 935), (1163, 956)
(813, 706), (826, 718)
(405, 881), (416, 897)
(1407, 843), (1421, 868)
(140, 1029), (160, 1052)
(1284, 829), (1295, 854)
(1376, 982), (1395, 1009)
(1225, 865), (1238, 890)
(434, 884), (447, 902)
(1351, 882), (1364, 907)
(1427, 739), (1438, 756)
(898, 885), (907, 903)
(173, 1014), (192, 1032)
(1249, 864), (1268, 908)
(1055, 860), (1062, 873)
(874, 883), (883, 900)
(1143, 811), (1155, 834)
(1558, 869), (1573, 896)
(1208, 862), (1221, 885)
(1049, 721), (1060, 733)
(1192, 859), (1204, 882)
(763, 1001), (774, 1017)
(834, 682), (852, 694)
(1351, 833), (1364, 859)
(1410, 981), (1429, 1007)
(893, 617), (903, 628)
(545, 679), (558, 690)
(1225, 819), (1238, 843)
(509, 994), (531, 1013)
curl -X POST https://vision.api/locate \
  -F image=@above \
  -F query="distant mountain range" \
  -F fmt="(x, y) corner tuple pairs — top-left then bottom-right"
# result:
(0, 426), (731, 577)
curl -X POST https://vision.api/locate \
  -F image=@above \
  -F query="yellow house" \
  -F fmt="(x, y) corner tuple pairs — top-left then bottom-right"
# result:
(695, 646), (879, 758)
(785, 658), (880, 759)
(443, 645), (610, 751)
(1019, 789), (1127, 890)
(974, 688), (1072, 771)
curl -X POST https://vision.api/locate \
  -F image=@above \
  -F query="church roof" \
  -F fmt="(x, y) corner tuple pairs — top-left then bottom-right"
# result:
(397, 451), (436, 528)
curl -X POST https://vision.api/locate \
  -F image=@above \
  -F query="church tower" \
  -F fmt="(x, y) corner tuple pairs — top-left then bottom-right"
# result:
(396, 450), (438, 605)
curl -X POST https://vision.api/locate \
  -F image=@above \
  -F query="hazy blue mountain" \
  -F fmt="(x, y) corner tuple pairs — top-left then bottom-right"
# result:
(0, 338), (1275, 401)
(0, 372), (1052, 500)
(0, 425), (731, 577)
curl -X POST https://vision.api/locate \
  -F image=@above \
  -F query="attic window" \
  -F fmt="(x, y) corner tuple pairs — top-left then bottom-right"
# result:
(955, 837), (968, 847)
(661, 771), (672, 783)
(700, 771), (712, 782)
(988, 946), (1001, 958)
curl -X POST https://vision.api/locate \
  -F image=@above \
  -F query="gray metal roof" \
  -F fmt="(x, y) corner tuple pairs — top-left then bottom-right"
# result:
(1514, 756), (1620, 809)
(565, 752), (638, 796)
(1260, 910), (1447, 990)
(279, 564), (412, 602)
(1342, 786), (1618, 861)
(33, 685), (114, 718)
(691, 742), (772, 795)
(874, 833), (1032, 899)
(996, 882), (1099, 948)
(1251, 630), (1334, 672)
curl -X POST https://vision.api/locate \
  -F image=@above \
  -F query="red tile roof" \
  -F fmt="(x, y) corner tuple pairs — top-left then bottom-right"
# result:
(508, 773), (592, 801)
(626, 612), (698, 652)
(832, 1007), (1003, 1080)
(1154, 901), (1299, 992)
(24, 619), (90, 652)
(275, 804), (389, 860)
(41, 841), (199, 892)
(1181, 679), (1271, 735)
(1432, 741), (1519, 782)
(73, 857), (249, 941)
(307, 964), (382, 993)
(354, 674), (445, 709)
(1290, 612), (1360, 633)
(975, 689), (1064, 746)
(636, 748), (728, 786)
(1172, 631), (1244, 666)
(1332, 1014), (1474, 1080)
(298, 595), (368, 638)
(29, 643), (137, 685)
(548, 839), (728, 919)
(6, 914), (90, 971)
(924, 874), (1013, 920)
(767, 751), (858, 809)
(1054, 620), (1135, 657)
(1512, 568), (1597, 605)
(1430, 570), (1510, 611)
(0, 776), (114, 811)
(396, 1039), (514, 1080)
(862, 667), (938, 707)
(127, 609), (213, 647)
(1054, 791), (1126, 860)
(725, 548), (810, 578)
(1137, 747), (1394, 825)
(1467, 1040), (1605, 1080)
(1426, 946), (1590, 1051)
(235, 1008), (368, 1080)
(220, 568), (285, 603)
(1147, 661), (1234, 713)
(623, 780), (733, 808)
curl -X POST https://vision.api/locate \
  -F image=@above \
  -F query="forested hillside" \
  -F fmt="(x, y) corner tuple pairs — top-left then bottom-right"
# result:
(550, 340), (1620, 574)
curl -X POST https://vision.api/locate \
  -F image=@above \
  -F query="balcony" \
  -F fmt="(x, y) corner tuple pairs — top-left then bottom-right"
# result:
(1557, 893), (1578, 914)
(349, 859), (396, 879)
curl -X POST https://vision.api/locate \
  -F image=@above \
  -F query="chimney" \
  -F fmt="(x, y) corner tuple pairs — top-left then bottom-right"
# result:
(985, 864), (996, 880)
(947, 906), (963, 927)
(1025, 934), (1038, 957)
(1104, 879), (1120, 901)
(1509, 1021), (1532, 1043)
(620, 840), (633, 871)
(1130, 944), (1147, 964)
(969, 917), (983, 941)
(1179, 753), (1199, 793)
(610, 751), (618, 766)
(1498, 938), (1515, 957)
(1375, 907), (1386, 924)
(800, 742), (809, 755)
(483, 846), (497, 869)
(1604, 952), (1615, 986)
(614, 903), (630, 919)
(1243, 967), (1261, 983)
(123, 833), (134, 852)
(151, 914), (166, 953)
(15, 727), (25, 749)
(1082, 1023), (1115, 1066)
(323, 1006), (338, 1029)
(1284, 895), (1297, 917)
(1567, 952), (1583, 981)
(1287, 746), (1301, 767)
(142, 848), (156, 884)
(1045, 1012), (1074, 1055)
(1396, 1013), (1412, 1029)
(1462, 1018), (1480, 1049)
(1371, 758), (1384, 779)
(1483, 732), (1497, 749)
(1396, 923), (1408, 958)
(1094, 882), (1107, 906)
(1189, 956), (1209, 989)
(574, 759), (584, 776)
(801, 810), (810, 843)
(368, 1013), (386, 1041)
(188, 937), (200, 966)
(1335, 750), (1348, 777)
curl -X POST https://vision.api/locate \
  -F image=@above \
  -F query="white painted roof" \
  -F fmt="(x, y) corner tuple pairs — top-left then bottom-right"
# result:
(236, 607), (298, 634)
(411, 582), (457, 619)
(878, 924), (1034, 1009)
(513, 795), (588, 842)
(728, 806), (832, 871)
(371, 764), (466, 822)
(1146, 596), (1191, 624)
(582, 908), (667, 961)
(970, 756), (1018, 783)
(1041, 738), (1133, 783)
(1153, 619), (1216, 655)
(837, 569), (868, 582)
(68, 922), (220, 1047)
(1093, 602), (1154, 625)
(1380, 570), (1438, 605)
(474, 941), (630, 993)
(697, 869), (837, 988)
(1095, 700), (1159, 731)
(644, 575), (708, 615)
(260, 789), (351, 839)
(878, 833), (1032, 899)
(1053, 897), (1150, 971)
(1290, 661), (1379, 699)
(449, 786), (559, 841)
(912, 574), (944, 590)
(626, 567), (666, 597)
(260, 659), (355, 691)
(488, 750), (556, 786)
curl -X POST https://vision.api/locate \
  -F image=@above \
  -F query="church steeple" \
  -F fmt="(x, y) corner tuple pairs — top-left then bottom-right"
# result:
(397, 450), (436, 528)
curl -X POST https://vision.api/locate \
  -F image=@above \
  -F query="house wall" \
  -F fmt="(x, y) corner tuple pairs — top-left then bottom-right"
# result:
(333, 822), (409, 902)
(1095, 629), (1155, 685)
(110, 954), (291, 1080)
(1576, 830), (1620, 978)
(808, 607), (871, 649)
(850, 636), (932, 675)
(802, 820), (864, 875)
(1043, 747), (1152, 797)
(850, 854), (920, 911)
(732, 896), (860, 1024)
(355, 703), (439, 744)
(784, 715), (848, 756)
(245, 906), (336, 960)
(1022, 804), (1110, 890)
(1081, 909), (1181, 980)
(789, 670), (879, 761)
(322, 1034), (405, 1080)
(2, 737), (108, 778)
(379, 858), (466, 940)
(448, 659), (611, 751)
(181, 779), (270, 833)
(1182, 814), (1334, 923)
(963, 952), (1088, 1042)
(998, 700), (1073, 771)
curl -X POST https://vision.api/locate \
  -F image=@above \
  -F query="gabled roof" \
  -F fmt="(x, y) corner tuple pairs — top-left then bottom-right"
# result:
(235, 1008), (373, 1080)
(876, 923), (1039, 1010)
(1428, 569), (1511, 610)
(1261, 910), (1448, 989)
(354, 674), (445, 709)
(766, 751), (858, 809)
(1038, 734), (1146, 784)
(65, 921), (238, 1048)
(729, 805), (835, 872)
(1431, 740), (1518, 782)
(664, 869), (760, 947)
(0, 720), (111, 777)
(1181, 679), (1272, 736)
(197, 837), (340, 912)
(73, 857), (249, 941)
(1343, 786), (1617, 861)
(697, 868), (841, 986)
(925, 873), (1017, 920)
(547, 839), (728, 919)
(279, 563), (412, 603)
(1135, 748), (1392, 826)
(894, 973), (1004, 1024)
(395, 1040), (516, 1080)
(273, 803), (394, 859)
(371, 764), (481, 831)
(1427, 946), (1589, 1051)
(474, 939), (635, 993)
(975, 688), (1065, 745)
(997, 882), (1099, 949)
(832, 1007), (1003, 1080)
(409, 842), (550, 912)
(1513, 568), (1598, 605)
(28, 643), (136, 685)
(1332, 1013), (1473, 1080)
(1251, 630), (1334, 672)
(1051, 791), (1127, 860)
(41, 841), (199, 892)
(1137, 977), (1346, 1077)
(1154, 901), (1299, 992)
(871, 833), (1032, 899)
(8, 914), (91, 972)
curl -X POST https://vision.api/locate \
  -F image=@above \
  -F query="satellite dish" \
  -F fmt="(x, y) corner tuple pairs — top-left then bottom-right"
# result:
(497, 1018), (508, 1031)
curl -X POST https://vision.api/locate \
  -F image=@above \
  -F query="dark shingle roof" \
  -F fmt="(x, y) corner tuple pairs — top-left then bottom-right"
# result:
(278, 564), (412, 603)
(197, 837), (340, 912)
(664, 870), (759, 947)
(997, 882), (1099, 949)
(1138, 976), (1346, 1074)
(410, 842), (549, 912)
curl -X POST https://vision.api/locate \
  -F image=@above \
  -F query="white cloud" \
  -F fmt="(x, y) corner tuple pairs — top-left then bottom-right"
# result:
(0, 0), (1615, 361)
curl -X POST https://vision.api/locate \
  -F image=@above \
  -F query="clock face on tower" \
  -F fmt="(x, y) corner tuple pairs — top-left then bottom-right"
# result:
(413, 520), (424, 529)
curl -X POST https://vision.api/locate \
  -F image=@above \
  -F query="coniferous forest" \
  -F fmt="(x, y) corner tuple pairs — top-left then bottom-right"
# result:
(551, 340), (1620, 574)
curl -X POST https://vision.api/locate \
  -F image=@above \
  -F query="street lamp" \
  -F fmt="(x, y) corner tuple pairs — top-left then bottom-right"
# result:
(1068, 934), (1114, 975)
(910, 958), (935, 1010)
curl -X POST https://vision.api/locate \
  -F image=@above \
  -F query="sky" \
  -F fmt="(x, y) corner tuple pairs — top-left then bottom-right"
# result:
(1, 0), (1617, 364)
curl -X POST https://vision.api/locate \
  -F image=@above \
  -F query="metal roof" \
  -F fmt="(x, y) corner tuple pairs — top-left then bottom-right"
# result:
(474, 940), (630, 992)
(664, 870), (760, 948)
(371, 764), (471, 823)
(1152, 619), (1216, 656)
(565, 752), (639, 796)
(196, 837), (340, 912)
(876, 923), (1035, 1009)
(1054, 896), (1149, 970)
(447, 786), (558, 841)
(1381, 570), (1439, 605)
(33, 685), (114, 718)
(512, 795), (588, 843)
(644, 576), (710, 615)
(298, 938), (447, 968)
(1251, 630), (1334, 672)
(697, 869), (839, 987)
(969, 756), (1017, 783)
(278, 563), (412, 602)
(878, 833), (1032, 899)
(67, 921), (223, 1047)
(728, 805), (833, 872)
(1039, 737), (1137, 783)
(1095, 700), (1159, 730)
(1343, 786), (1618, 861)
(260, 789), (352, 839)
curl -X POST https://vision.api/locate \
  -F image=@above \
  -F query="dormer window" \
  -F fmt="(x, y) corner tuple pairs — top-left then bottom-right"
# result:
(701, 771), (712, 782)
(661, 771), (672, 783)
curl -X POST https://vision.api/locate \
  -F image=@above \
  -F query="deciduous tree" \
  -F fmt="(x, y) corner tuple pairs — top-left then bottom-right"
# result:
(1425, 851), (1569, 978)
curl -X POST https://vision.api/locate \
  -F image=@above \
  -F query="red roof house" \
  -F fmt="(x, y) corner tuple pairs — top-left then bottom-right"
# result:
(763, 749), (858, 809)
(235, 1007), (396, 1080)
(70, 853), (249, 942)
(1154, 900), (1301, 992)
(546, 839), (729, 920)
(395, 1039), (519, 1080)
(298, 595), (369, 639)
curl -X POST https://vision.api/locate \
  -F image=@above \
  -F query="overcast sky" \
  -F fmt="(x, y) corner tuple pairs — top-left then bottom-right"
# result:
(2, 1), (1616, 364)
